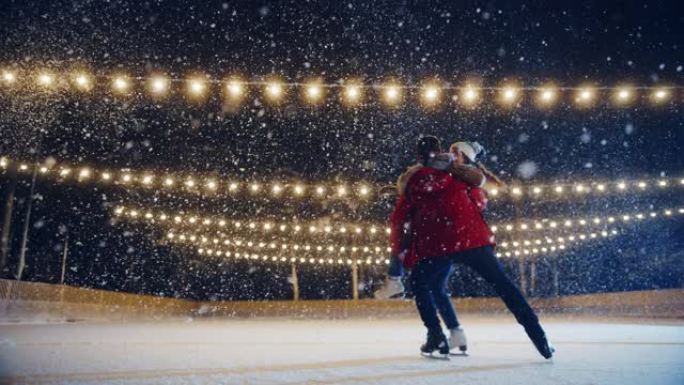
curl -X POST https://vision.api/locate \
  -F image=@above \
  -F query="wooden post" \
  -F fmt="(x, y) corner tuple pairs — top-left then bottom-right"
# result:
(60, 232), (69, 284)
(552, 258), (560, 297)
(351, 261), (359, 300)
(514, 197), (527, 295)
(0, 167), (17, 275)
(17, 167), (38, 280)
(529, 258), (536, 296)
(291, 263), (299, 301)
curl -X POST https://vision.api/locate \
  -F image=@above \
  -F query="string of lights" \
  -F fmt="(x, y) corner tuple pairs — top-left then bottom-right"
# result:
(2, 156), (682, 202)
(114, 204), (684, 238)
(1, 68), (680, 108)
(167, 226), (618, 260)
(185, 228), (619, 266)
(166, 230), (392, 254)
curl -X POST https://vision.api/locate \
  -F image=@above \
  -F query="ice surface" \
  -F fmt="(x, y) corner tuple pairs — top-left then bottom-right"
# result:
(0, 315), (683, 384)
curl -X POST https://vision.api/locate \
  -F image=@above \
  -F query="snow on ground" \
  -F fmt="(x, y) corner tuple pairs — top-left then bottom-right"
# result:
(0, 315), (683, 385)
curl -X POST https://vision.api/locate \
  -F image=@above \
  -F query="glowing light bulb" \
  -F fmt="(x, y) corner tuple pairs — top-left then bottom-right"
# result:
(37, 73), (54, 87)
(293, 185), (304, 195)
(421, 84), (440, 105)
(343, 83), (362, 104)
(383, 84), (401, 105)
(226, 79), (244, 98)
(187, 78), (206, 97)
(112, 76), (129, 92)
(315, 186), (325, 196)
(359, 185), (370, 196)
(74, 73), (92, 90)
(2, 71), (16, 84)
(206, 180), (217, 190)
(652, 88), (670, 102)
(265, 81), (284, 100)
(537, 86), (557, 106)
(500, 86), (519, 104)
(615, 87), (633, 104)
(576, 87), (595, 105)
(149, 76), (168, 94)
(305, 82), (323, 103)
(272, 184), (283, 194)
(461, 85), (479, 105)
(164, 178), (174, 187)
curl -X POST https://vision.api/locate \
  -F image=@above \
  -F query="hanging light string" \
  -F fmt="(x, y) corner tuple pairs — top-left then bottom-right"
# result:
(2, 156), (682, 202)
(0, 68), (680, 108)
(165, 226), (618, 261)
(166, 230), (391, 254)
(186, 227), (620, 265)
(114, 204), (684, 238)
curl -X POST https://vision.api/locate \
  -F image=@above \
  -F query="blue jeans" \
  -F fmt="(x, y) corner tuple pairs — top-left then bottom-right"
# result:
(411, 246), (540, 333)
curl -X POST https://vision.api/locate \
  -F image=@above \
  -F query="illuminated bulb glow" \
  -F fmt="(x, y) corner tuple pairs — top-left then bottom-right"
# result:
(344, 84), (361, 103)
(2, 71), (16, 83)
(383, 84), (401, 104)
(226, 80), (244, 98)
(74, 74), (91, 90)
(188, 79), (206, 96)
(150, 76), (168, 94)
(265, 82), (284, 100)
(461, 86), (479, 105)
(576, 88), (595, 104)
(37, 73), (54, 86)
(113, 76), (129, 92)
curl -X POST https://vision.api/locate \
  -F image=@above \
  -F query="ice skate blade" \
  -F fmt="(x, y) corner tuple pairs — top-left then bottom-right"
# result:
(421, 352), (450, 360)
(449, 351), (469, 357)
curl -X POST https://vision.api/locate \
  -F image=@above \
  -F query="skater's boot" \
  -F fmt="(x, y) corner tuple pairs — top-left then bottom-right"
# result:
(525, 323), (555, 359)
(421, 328), (450, 356)
(374, 276), (404, 299)
(448, 326), (467, 353)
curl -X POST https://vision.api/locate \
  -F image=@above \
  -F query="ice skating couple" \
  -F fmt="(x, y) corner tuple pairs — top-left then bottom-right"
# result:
(375, 135), (554, 359)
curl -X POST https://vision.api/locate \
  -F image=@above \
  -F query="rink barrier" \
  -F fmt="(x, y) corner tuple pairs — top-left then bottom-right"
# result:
(0, 279), (683, 322)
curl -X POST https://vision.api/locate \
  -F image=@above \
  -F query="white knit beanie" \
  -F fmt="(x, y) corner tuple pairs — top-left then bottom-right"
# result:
(452, 142), (477, 162)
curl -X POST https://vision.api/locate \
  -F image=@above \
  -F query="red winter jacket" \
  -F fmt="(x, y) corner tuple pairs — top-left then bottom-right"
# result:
(389, 167), (495, 269)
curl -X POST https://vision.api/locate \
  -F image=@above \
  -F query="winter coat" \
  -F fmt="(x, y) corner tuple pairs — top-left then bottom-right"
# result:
(389, 167), (495, 269)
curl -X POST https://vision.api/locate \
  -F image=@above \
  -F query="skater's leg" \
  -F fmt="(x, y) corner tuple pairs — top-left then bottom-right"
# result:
(411, 258), (451, 355)
(410, 258), (451, 331)
(429, 263), (460, 330)
(459, 246), (553, 358)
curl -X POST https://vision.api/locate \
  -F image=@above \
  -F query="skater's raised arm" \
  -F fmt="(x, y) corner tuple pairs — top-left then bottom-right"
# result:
(449, 164), (486, 187)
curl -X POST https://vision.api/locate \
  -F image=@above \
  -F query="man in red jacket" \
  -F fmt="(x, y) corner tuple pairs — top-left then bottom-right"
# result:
(392, 136), (554, 359)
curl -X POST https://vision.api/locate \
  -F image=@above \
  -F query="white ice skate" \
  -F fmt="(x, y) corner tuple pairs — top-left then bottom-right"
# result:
(373, 277), (404, 299)
(448, 327), (468, 355)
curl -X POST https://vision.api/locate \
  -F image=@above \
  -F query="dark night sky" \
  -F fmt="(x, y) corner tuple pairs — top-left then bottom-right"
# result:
(0, 1), (682, 300)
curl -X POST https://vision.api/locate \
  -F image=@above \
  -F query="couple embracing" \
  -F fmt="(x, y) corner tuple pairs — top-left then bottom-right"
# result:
(376, 135), (554, 359)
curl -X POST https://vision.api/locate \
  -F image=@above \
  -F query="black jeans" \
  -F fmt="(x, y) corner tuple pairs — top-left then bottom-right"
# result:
(411, 246), (541, 335)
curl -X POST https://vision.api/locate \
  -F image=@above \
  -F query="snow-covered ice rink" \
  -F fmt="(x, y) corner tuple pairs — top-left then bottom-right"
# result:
(1, 315), (683, 385)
